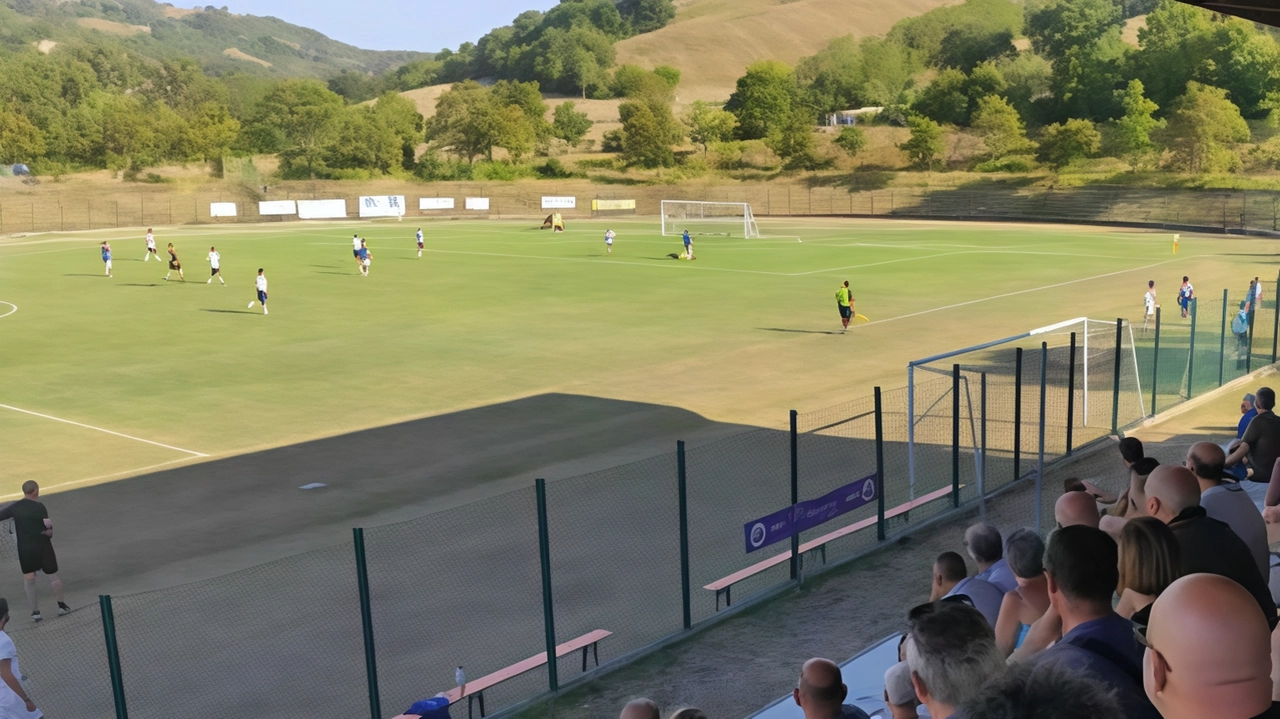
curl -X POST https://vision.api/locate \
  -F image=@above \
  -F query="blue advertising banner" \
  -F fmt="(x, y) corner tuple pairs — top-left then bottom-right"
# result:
(744, 474), (879, 554)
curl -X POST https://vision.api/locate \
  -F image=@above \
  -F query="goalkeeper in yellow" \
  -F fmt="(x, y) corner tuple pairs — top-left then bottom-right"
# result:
(836, 281), (855, 334)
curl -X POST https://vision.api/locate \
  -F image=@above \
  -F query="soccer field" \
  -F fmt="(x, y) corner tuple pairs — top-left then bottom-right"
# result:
(0, 216), (1270, 493)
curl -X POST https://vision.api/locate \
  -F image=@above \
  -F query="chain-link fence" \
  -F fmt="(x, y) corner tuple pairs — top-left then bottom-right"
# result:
(14, 299), (1280, 719)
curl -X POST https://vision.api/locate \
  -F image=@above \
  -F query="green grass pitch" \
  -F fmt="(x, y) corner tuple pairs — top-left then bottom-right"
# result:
(0, 216), (1268, 493)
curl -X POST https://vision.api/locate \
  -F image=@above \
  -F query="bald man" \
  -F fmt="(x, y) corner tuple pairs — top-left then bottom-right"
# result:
(1187, 442), (1268, 580)
(620, 698), (660, 719)
(1144, 574), (1278, 719)
(1056, 491), (1100, 528)
(1145, 465), (1277, 628)
(792, 658), (871, 719)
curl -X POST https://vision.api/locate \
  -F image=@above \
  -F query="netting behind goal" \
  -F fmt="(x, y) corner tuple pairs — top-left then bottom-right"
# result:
(661, 200), (761, 238)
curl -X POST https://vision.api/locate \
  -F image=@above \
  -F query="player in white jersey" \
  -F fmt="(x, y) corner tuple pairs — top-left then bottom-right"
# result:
(352, 234), (363, 270)
(206, 246), (225, 285)
(1143, 280), (1156, 333)
(416, 228), (424, 258)
(143, 229), (159, 262)
(605, 229), (615, 254)
(248, 268), (268, 315)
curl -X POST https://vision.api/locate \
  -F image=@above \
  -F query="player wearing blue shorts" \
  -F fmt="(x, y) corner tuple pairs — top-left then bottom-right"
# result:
(682, 230), (693, 260)
(248, 268), (268, 315)
(1178, 276), (1194, 318)
(416, 228), (424, 258)
(359, 241), (371, 276)
(605, 229), (615, 254)
(100, 242), (112, 278)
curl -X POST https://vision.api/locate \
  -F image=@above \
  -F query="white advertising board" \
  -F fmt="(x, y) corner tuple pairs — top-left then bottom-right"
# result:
(297, 199), (348, 220)
(259, 200), (297, 216)
(541, 196), (576, 209)
(419, 197), (456, 210)
(465, 197), (490, 211)
(210, 202), (237, 218)
(359, 195), (406, 218)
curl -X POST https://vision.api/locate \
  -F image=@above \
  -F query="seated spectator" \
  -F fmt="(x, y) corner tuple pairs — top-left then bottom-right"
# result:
(1100, 457), (1160, 538)
(958, 660), (1124, 719)
(621, 699), (661, 719)
(1187, 441), (1269, 580)
(1143, 574), (1278, 719)
(668, 710), (707, 719)
(1226, 386), (1280, 507)
(1114, 516), (1182, 627)
(1054, 491), (1099, 529)
(1063, 476), (1117, 506)
(883, 661), (918, 719)
(1144, 464), (1277, 628)
(1240, 393), (1259, 439)
(1030, 526), (1160, 719)
(791, 658), (871, 719)
(930, 551), (1005, 627)
(994, 529), (1049, 657)
(905, 601), (1005, 719)
(964, 523), (1017, 593)
(1120, 436), (1144, 470)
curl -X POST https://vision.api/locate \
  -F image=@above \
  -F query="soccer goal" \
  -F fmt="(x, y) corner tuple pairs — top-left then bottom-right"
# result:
(661, 200), (761, 238)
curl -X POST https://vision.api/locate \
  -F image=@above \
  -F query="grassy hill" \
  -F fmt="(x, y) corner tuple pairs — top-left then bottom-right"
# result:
(615, 0), (963, 102)
(0, 0), (429, 77)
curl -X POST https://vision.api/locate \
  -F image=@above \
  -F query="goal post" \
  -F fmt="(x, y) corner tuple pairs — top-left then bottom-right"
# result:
(661, 200), (761, 238)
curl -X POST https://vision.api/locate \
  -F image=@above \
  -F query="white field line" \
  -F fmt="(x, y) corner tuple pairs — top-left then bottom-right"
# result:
(0, 457), (202, 499)
(0, 404), (207, 457)
(0, 302), (14, 319)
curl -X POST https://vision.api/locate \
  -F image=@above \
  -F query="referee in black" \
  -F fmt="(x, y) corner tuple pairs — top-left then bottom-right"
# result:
(0, 483), (68, 622)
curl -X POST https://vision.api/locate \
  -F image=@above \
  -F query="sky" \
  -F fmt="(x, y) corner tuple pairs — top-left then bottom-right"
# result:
(220, 0), (559, 52)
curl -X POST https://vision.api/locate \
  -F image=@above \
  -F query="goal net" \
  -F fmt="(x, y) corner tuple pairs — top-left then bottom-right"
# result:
(661, 200), (761, 238)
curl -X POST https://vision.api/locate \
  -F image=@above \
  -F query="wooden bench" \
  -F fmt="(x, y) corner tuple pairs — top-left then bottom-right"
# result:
(405, 629), (612, 719)
(705, 485), (960, 610)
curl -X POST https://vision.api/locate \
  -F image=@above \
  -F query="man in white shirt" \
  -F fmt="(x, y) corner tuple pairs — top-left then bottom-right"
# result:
(206, 246), (224, 285)
(0, 599), (40, 718)
(416, 228), (424, 258)
(352, 234), (363, 269)
(144, 229), (159, 262)
(247, 268), (268, 315)
(930, 551), (1005, 626)
(1144, 280), (1156, 333)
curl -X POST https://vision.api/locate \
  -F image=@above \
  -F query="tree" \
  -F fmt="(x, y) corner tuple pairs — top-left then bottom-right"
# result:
(535, 25), (614, 97)
(1025, 0), (1122, 61)
(552, 101), (593, 146)
(244, 79), (344, 176)
(428, 80), (499, 162)
(834, 126), (867, 157)
(181, 102), (239, 163)
(324, 107), (400, 173)
(912, 67), (970, 126)
(682, 100), (737, 154)
(899, 114), (945, 170)
(619, 96), (682, 167)
(369, 92), (425, 170)
(618, 0), (676, 34)
(1037, 119), (1101, 167)
(611, 65), (675, 101)
(1113, 79), (1165, 168)
(653, 65), (681, 89)
(492, 103), (537, 161)
(0, 108), (45, 163)
(725, 61), (796, 140)
(970, 95), (1034, 158)
(1166, 82), (1250, 173)
(766, 109), (823, 170)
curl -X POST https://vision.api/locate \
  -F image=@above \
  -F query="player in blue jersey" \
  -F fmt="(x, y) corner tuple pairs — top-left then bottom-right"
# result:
(682, 230), (694, 260)
(100, 242), (112, 278)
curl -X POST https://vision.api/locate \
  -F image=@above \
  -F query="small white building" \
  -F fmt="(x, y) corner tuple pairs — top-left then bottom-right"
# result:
(826, 107), (884, 127)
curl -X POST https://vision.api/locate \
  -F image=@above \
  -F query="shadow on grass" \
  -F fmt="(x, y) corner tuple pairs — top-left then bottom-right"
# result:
(758, 327), (842, 335)
(200, 309), (259, 315)
(802, 170), (897, 192)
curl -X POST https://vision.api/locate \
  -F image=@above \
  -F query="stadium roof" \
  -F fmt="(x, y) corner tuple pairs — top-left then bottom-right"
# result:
(1177, 1), (1280, 27)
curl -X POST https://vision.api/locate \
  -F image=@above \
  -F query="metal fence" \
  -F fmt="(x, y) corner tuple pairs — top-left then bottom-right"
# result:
(9, 299), (1280, 719)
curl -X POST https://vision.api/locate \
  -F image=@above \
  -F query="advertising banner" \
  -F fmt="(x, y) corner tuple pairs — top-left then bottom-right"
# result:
(592, 199), (636, 211)
(209, 202), (237, 218)
(465, 197), (490, 211)
(258, 200), (296, 216)
(297, 199), (348, 220)
(419, 197), (456, 210)
(359, 195), (406, 218)
(743, 474), (879, 553)
(541, 196), (576, 209)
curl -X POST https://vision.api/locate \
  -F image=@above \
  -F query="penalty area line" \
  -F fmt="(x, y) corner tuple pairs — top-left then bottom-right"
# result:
(0, 457), (203, 499)
(0, 403), (208, 457)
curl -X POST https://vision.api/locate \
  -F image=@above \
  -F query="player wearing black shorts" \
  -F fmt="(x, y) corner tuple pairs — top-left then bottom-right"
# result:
(0, 482), (68, 622)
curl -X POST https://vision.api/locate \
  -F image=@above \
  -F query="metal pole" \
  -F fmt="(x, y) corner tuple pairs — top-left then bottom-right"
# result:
(1188, 299), (1198, 399)
(1111, 319), (1123, 434)
(535, 478), (558, 691)
(1273, 269), (1280, 363)
(979, 373), (988, 522)
(1066, 332), (1077, 455)
(1221, 289), (1229, 386)
(1083, 320), (1090, 426)
(789, 409), (799, 581)
(1037, 343), (1047, 533)
(952, 364), (961, 508)
(1247, 300), (1257, 374)
(677, 441), (691, 631)
(1014, 348), (1023, 482)
(874, 387), (886, 541)
(352, 529), (381, 719)
(100, 595), (129, 719)
(907, 365), (916, 500)
(1151, 306), (1162, 416)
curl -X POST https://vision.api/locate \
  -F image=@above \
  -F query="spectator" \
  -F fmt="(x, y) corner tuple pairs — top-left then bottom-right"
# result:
(1226, 386), (1280, 506)
(930, 551), (1005, 627)
(1114, 516), (1182, 627)
(1187, 441), (1269, 580)
(1101, 457), (1159, 538)
(958, 660), (1124, 719)
(621, 699), (660, 719)
(1143, 465), (1277, 628)
(0, 598), (37, 718)
(1054, 491), (1099, 529)
(994, 529), (1049, 657)
(1241, 393), (1259, 439)
(883, 661), (918, 719)
(1120, 436), (1144, 469)
(1030, 526), (1160, 719)
(791, 658), (871, 719)
(668, 710), (707, 719)
(1234, 301), (1252, 369)
(905, 602), (1005, 719)
(964, 523), (1016, 593)
(1143, 574), (1278, 719)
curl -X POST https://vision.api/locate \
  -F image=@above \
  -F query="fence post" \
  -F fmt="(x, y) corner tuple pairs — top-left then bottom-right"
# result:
(979, 373), (988, 522)
(1037, 343), (1047, 532)
(1151, 306), (1162, 416)
(1111, 319), (1123, 432)
(1247, 300), (1257, 374)
(1273, 269), (1280, 364)
(1066, 332), (1077, 455)
(874, 388), (886, 541)
(352, 529), (381, 719)
(1220, 289), (1229, 387)
(952, 364), (961, 509)
(100, 595), (129, 719)
(535, 478), (559, 691)
(1188, 299), (1198, 399)
(1014, 348), (1023, 482)
(677, 441), (691, 631)
(789, 409), (799, 581)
